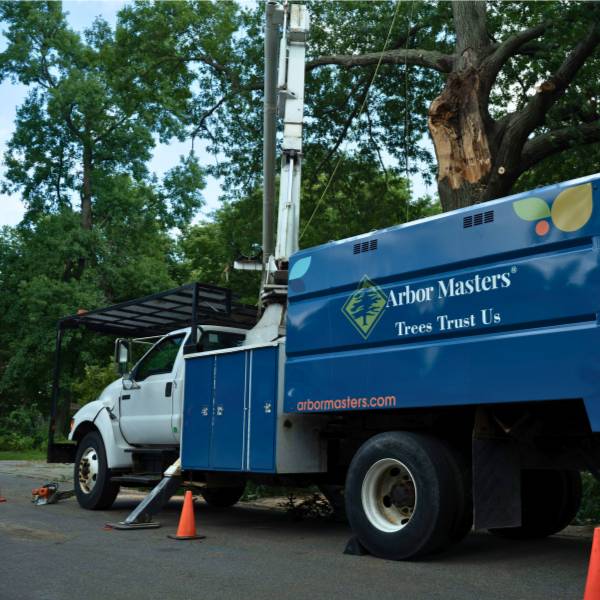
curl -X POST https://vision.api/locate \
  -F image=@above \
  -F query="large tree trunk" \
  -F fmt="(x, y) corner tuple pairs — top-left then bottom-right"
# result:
(428, 68), (492, 211)
(81, 144), (93, 231)
(72, 144), (94, 279)
(428, 1), (494, 212)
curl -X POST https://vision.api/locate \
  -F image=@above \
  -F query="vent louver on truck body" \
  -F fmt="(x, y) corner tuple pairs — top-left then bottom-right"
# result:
(353, 239), (378, 254)
(463, 210), (494, 229)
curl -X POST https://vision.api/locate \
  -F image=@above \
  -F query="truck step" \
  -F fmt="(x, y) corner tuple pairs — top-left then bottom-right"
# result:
(111, 474), (163, 486)
(124, 448), (178, 454)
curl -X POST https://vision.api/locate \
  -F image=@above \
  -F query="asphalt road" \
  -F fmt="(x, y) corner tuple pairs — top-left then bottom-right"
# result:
(0, 469), (592, 600)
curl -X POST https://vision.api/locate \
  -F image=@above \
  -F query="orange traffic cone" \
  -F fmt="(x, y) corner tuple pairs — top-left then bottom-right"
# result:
(584, 528), (600, 599)
(168, 490), (205, 540)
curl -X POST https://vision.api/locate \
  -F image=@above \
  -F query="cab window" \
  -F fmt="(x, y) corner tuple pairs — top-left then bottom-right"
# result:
(134, 334), (186, 381)
(199, 331), (245, 352)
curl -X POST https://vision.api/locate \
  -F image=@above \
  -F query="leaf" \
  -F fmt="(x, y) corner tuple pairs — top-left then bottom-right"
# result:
(551, 183), (593, 232)
(512, 197), (551, 221)
(289, 256), (312, 280)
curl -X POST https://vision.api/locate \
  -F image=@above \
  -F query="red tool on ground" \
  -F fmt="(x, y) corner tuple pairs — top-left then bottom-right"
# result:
(31, 482), (74, 505)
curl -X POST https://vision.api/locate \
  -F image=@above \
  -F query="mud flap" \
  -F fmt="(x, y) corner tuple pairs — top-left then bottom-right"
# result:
(472, 436), (521, 530)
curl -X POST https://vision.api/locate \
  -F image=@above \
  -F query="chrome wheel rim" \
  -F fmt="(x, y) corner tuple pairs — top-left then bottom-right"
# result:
(78, 447), (99, 494)
(361, 458), (417, 532)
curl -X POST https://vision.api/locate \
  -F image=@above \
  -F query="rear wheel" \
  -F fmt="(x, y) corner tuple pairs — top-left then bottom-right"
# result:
(345, 432), (466, 560)
(74, 431), (120, 510)
(201, 483), (246, 508)
(489, 469), (581, 539)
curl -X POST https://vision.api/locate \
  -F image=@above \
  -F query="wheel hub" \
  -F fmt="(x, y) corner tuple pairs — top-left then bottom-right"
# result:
(78, 447), (99, 494)
(361, 458), (417, 533)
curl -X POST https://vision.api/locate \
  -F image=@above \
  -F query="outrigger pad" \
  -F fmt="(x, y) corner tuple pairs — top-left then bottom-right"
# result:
(105, 521), (162, 530)
(344, 536), (370, 556)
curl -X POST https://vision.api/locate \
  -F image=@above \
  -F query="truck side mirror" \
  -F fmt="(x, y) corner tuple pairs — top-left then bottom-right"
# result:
(115, 339), (130, 375)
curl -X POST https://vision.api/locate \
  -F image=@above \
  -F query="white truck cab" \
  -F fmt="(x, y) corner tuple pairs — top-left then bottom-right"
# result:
(68, 324), (246, 508)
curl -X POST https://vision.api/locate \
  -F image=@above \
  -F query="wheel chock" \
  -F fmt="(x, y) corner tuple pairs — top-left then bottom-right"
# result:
(343, 536), (370, 556)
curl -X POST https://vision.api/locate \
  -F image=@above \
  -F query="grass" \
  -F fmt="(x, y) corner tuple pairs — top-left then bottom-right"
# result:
(0, 449), (46, 461)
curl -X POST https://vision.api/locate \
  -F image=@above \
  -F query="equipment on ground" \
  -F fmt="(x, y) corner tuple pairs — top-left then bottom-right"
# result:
(31, 483), (74, 505)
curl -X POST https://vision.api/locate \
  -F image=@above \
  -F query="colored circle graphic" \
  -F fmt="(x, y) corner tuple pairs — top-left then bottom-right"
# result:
(535, 220), (550, 236)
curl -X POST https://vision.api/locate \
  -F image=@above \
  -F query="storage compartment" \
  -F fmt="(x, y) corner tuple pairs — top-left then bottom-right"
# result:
(181, 344), (278, 472)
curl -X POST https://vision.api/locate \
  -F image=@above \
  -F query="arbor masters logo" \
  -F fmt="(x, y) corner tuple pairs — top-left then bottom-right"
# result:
(342, 276), (387, 339)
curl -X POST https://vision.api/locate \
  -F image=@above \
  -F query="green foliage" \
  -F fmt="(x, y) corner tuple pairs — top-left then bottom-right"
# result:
(71, 363), (119, 407)
(108, 0), (600, 199)
(0, 449), (46, 460)
(576, 472), (600, 525)
(180, 155), (439, 303)
(0, 2), (206, 427)
(0, 404), (46, 451)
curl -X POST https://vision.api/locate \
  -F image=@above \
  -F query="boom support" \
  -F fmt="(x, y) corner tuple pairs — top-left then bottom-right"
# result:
(261, 2), (309, 303)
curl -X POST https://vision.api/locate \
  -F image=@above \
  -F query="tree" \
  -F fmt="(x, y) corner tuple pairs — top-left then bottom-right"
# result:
(0, 1), (205, 277)
(120, 1), (600, 213)
(0, 2), (207, 422)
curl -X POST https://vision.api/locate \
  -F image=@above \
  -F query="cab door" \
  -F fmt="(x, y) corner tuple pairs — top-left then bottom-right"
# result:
(120, 333), (186, 445)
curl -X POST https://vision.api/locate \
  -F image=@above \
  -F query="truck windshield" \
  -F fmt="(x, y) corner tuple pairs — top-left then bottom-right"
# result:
(134, 333), (186, 381)
(199, 331), (245, 352)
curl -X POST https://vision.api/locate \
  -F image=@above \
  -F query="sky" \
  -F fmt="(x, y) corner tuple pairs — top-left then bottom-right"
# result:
(0, 0), (433, 228)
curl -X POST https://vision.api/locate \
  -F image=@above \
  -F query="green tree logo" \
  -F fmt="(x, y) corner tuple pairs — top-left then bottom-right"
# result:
(342, 276), (387, 339)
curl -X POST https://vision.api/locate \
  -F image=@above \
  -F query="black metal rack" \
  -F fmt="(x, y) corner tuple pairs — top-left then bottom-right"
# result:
(47, 282), (257, 463)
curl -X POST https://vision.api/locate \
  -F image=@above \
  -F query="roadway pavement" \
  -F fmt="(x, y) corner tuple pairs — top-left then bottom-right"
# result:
(0, 463), (593, 600)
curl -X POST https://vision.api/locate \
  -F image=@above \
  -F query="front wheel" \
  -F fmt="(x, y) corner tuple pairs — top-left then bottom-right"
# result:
(201, 483), (246, 508)
(74, 431), (120, 510)
(345, 431), (466, 560)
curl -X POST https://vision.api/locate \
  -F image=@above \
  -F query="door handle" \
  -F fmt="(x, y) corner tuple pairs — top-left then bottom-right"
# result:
(122, 394), (131, 400)
(165, 382), (173, 397)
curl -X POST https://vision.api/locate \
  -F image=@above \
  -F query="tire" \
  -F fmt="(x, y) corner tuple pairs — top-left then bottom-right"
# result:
(489, 469), (582, 540)
(201, 484), (246, 508)
(345, 431), (466, 560)
(74, 431), (120, 510)
(443, 443), (473, 544)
